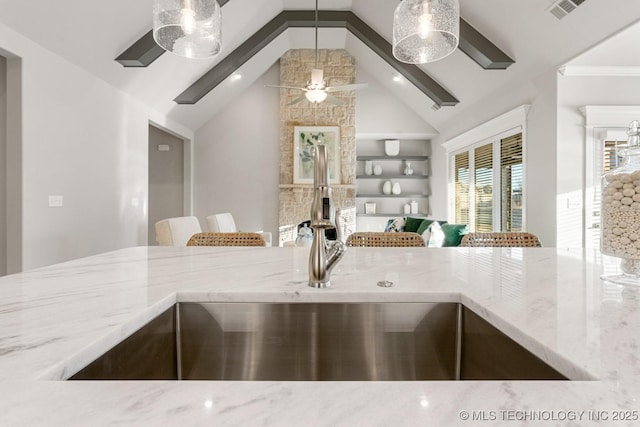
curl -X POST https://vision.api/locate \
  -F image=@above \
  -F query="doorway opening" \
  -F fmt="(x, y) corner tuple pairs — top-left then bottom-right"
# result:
(1, 51), (22, 275)
(148, 124), (192, 245)
(1, 55), (6, 276)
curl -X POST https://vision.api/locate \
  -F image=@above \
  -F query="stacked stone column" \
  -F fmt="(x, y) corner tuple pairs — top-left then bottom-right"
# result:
(278, 49), (357, 245)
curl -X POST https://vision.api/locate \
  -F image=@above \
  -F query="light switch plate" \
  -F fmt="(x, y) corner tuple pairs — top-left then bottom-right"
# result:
(49, 195), (63, 207)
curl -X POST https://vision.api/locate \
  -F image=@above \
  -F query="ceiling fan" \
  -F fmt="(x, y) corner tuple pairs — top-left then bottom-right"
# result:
(266, 0), (368, 106)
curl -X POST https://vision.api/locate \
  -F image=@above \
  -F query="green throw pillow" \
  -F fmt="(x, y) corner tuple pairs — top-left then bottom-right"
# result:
(441, 223), (468, 247)
(416, 219), (448, 236)
(416, 219), (435, 235)
(404, 217), (425, 233)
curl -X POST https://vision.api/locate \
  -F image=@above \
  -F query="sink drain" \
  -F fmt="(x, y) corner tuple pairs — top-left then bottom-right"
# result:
(377, 280), (393, 288)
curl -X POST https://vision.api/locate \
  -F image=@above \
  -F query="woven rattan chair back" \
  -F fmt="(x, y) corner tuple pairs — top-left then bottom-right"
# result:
(460, 232), (542, 247)
(186, 232), (266, 247)
(345, 232), (426, 247)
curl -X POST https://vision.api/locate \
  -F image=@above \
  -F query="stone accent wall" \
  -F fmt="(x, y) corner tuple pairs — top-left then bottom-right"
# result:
(278, 49), (357, 245)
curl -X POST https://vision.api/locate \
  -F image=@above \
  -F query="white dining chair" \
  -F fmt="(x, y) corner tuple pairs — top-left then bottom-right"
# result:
(206, 213), (272, 247)
(155, 216), (202, 246)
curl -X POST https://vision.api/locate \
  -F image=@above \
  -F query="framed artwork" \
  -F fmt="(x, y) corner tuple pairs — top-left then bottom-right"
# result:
(293, 126), (341, 184)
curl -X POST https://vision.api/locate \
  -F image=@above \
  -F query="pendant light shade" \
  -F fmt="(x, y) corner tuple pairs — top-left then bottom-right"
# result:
(153, 0), (222, 59)
(392, 0), (459, 64)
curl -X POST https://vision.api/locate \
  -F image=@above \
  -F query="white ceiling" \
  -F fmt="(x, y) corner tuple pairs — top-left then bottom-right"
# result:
(0, 0), (639, 132)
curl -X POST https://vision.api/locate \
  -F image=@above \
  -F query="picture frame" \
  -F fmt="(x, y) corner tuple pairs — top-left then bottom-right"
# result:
(293, 126), (341, 184)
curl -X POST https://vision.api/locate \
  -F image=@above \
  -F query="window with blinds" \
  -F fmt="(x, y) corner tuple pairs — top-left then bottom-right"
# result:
(450, 131), (524, 232)
(603, 140), (627, 173)
(454, 152), (469, 224)
(474, 143), (493, 232)
(501, 133), (523, 232)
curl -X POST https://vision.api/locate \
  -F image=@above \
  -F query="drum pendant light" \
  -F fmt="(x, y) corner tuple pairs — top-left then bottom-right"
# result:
(153, 0), (222, 59)
(392, 0), (459, 64)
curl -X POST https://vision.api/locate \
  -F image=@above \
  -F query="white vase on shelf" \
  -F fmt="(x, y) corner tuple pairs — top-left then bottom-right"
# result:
(373, 164), (383, 175)
(403, 161), (414, 176)
(385, 139), (400, 156)
(382, 180), (392, 195)
(365, 160), (373, 176)
(392, 182), (402, 195)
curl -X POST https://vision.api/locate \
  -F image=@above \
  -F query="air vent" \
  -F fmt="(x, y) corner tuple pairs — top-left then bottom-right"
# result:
(548, 0), (587, 20)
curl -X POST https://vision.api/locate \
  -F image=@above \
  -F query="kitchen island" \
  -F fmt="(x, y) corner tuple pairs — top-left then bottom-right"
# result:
(0, 246), (639, 426)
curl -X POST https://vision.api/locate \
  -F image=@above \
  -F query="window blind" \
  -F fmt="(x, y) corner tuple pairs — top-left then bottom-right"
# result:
(454, 152), (470, 224)
(474, 143), (493, 232)
(500, 133), (523, 231)
(603, 139), (626, 173)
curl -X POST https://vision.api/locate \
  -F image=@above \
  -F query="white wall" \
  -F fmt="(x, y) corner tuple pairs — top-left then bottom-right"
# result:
(194, 63), (281, 237)
(0, 55), (6, 275)
(0, 22), (193, 271)
(355, 67), (438, 136)
(557, 75), (640, 247)
(428, 69), (559, 247)
(527, 69), (558, 248)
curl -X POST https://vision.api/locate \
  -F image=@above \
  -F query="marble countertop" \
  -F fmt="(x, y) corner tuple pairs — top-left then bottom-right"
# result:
(0, 246), (639, 426)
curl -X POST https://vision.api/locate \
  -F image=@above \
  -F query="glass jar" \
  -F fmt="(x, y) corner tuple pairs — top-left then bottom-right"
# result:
(601, 120), (640, 282)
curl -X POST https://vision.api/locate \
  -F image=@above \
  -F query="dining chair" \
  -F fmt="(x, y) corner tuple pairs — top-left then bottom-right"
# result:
(460, 232), (542, 247)
(186, 232), (267, 247)
(345, 232), (426, 247)
(206, 213), (272, 246)
(155, 216), (202, 246)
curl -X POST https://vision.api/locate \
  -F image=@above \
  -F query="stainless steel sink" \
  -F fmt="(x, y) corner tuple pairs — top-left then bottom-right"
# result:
(70, 303), (566, 381)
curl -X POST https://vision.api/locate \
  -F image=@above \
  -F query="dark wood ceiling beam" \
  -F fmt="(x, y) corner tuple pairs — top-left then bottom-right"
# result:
(115, 31), (164, 67)
(174, 10), (461, 107)
(458, 20), (514, 69)
(172, 12), (292, 104)
(115, 7), (514, 106)
(115, 0), (232, 67)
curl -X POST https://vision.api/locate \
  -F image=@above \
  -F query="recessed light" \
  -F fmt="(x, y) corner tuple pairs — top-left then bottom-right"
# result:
(393, 75), (402, 82)
(230, 73), (242, 81)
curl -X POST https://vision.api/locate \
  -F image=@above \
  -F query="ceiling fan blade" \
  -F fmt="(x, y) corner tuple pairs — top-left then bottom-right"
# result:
(325, 94), (347, 106)
(287, 96), (306, 106)
(265, 85), (307, 92)
(326, 83), (369, 92)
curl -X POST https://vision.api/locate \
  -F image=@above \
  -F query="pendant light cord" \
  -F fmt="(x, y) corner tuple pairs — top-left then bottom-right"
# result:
(314, 0), (318, 69)
(314, 0), (318, 126)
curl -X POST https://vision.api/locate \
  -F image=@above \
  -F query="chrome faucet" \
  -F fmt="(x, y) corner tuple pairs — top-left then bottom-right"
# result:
(308, 145), (346, 288)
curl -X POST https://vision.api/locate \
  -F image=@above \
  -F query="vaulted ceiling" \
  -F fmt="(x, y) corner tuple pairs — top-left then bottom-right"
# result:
(0, 0), (639, 133)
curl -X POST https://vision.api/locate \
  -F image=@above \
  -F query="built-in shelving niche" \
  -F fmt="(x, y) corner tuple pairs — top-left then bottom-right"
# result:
(355, 138), (431, 218)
